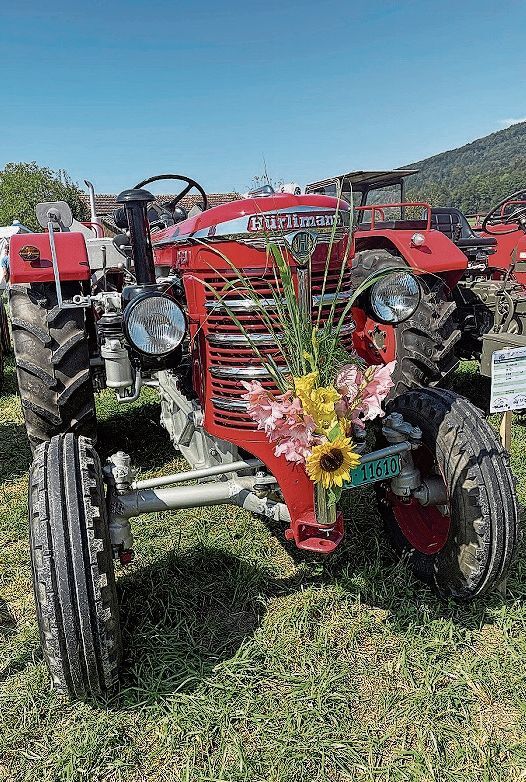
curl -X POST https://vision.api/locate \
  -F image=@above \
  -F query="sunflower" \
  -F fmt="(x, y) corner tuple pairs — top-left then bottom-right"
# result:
(306, 436), (360, 488)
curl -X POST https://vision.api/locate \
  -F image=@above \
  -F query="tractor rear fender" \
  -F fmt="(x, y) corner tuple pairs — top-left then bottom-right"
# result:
(9, 231), (91, 285)
(355, 229), (467, 289)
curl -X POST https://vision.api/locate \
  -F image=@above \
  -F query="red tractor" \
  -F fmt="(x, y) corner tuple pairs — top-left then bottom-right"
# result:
(8, 174), (518, 698)
(307, 171), (526, 384)
(476, 190), (526, 285)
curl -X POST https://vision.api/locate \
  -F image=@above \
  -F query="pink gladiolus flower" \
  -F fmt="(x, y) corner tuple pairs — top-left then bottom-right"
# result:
(335, 361), (396, 427)
(241, 380), (276, 431)
(366, 361), (396, 399)
(358, 361), (396, 422)
(335, 364), (362, 400)
(242, 380), (316, 464)
(274, 435), (312, 463)
(334, 397), (350, 417)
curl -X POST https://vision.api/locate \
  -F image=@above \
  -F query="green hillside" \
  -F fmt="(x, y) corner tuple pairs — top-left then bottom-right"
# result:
(404, 121), (526, 214)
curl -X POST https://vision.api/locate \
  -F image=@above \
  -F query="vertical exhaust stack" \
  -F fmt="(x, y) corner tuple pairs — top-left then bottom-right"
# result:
(84, 180), (104, 237)
(116, 189), (157, 285)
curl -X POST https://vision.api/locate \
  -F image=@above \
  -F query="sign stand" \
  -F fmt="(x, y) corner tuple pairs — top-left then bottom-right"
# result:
(498, 410), (512, 596)
(500, 411), (513, 450)
(489, 347), (524, 601)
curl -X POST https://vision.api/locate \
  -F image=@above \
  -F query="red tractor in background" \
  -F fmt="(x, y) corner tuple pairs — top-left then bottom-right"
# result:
(307, 170), (526, 384)
(7, 175), (518, 698)
(476, 189), (526, 285)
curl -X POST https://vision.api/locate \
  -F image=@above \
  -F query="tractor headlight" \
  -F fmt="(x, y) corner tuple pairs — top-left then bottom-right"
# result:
(124, 293), (186, 355)
(369, 271), (421, 324)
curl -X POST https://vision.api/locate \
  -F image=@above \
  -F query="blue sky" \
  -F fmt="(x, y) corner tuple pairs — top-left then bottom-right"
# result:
(1, 0), (525, 194)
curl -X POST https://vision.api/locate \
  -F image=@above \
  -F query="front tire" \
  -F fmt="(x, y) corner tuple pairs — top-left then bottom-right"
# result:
(377, 388), (519, 599)
(30, 434), (122, 697)
(10, 283), (96, 450)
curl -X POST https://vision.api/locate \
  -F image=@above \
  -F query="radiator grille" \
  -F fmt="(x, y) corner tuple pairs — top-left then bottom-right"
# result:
(202, 262), (355, 428)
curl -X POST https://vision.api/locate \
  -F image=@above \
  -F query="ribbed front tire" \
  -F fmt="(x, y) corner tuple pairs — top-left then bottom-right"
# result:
(377, 388), (519, 600)
(30, 434), (122, 697)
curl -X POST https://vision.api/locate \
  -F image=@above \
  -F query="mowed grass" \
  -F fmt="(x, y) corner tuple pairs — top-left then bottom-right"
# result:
(1, 356), (526, 782)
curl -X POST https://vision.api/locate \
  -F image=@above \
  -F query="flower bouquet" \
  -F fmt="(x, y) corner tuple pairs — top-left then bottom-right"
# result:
(242, 354), (395, 506)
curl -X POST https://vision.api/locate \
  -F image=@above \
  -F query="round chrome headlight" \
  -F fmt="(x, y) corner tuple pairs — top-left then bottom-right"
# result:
(124, 293), (186, 356)
(369, 271), (421, 324)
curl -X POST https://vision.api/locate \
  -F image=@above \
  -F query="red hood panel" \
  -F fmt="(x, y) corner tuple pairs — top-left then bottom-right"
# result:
(152, 193), (349, 247)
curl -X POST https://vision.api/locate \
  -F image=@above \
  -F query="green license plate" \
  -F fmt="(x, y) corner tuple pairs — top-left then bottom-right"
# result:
(345, 453), (401, 489)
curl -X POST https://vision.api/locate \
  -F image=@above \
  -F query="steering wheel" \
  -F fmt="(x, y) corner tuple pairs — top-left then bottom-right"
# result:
(134, 174), (208, 212)
(482, 190), (526, 235)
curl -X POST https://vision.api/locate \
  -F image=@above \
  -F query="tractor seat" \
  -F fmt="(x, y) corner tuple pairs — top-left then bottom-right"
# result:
(430, 207), (496, 249)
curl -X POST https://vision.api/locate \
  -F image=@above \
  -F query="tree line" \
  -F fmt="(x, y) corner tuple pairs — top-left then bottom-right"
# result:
(404, 121), (526, 214)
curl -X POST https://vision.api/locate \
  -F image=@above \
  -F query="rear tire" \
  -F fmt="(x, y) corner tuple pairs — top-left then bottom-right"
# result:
(30, 434), (122, 697)
(377, 388), (519, 599)
(352, 249), (460, 396)
(10, 283), (96, 450)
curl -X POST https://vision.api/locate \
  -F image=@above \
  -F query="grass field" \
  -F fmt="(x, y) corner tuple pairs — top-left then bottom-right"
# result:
(1, 356), (526, 782)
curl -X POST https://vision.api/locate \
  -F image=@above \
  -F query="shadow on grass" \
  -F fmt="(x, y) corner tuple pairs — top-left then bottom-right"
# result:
(0, 597), (40, 683)
(0, 597), (16, 637)
(262, 478), (525, 635)
(108, 545), (299, 707)
(0, 358), (32, 483)
(1, 357), (18, 395)
(445, 361), (492, 413)
(96, 401), (174, 470)
(102, 513), (525, 708)
(0, 421), (31, 483)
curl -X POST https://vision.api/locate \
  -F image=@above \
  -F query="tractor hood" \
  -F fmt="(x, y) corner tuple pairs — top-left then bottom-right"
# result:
(152, 193), (349, 249)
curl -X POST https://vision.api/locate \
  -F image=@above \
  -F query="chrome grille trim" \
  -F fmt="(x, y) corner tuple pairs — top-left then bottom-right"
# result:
(312, 290), (353, 305)
(207, 332), (283, 346)
(206, 321), (354, 348)
(205, 296), (277, 311)
(211, 366), (284, 379)
(212, 397), (249, 412)
(205, 290), (353, 311)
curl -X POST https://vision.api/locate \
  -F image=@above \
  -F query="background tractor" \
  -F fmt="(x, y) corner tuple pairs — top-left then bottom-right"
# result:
(307, 170), (526, 385)
(8, 176), (519, 698)
(476, 188), (526, 286)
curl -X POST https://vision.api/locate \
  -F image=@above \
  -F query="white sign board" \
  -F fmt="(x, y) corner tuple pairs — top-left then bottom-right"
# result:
(490, 346), (526, 413)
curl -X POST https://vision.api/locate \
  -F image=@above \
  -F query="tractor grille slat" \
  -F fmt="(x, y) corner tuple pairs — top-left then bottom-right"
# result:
(201, 264), (355, 427)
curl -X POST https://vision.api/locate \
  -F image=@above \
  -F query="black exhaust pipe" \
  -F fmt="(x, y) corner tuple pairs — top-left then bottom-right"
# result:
(116, 188), (156, 285)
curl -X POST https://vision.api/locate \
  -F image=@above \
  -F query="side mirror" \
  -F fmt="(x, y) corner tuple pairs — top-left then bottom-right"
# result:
(35, 201), (74, 230)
